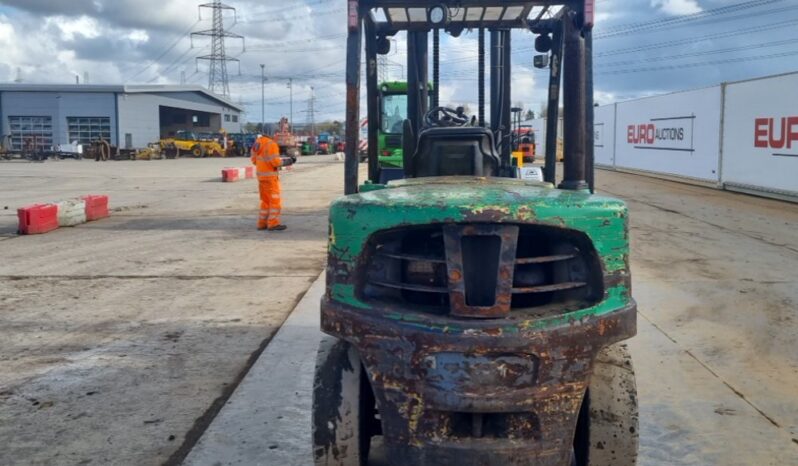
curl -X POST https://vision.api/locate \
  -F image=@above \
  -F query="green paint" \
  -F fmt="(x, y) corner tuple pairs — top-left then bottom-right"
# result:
(327, 177), (631, 330)
(358, 182), (388, 193)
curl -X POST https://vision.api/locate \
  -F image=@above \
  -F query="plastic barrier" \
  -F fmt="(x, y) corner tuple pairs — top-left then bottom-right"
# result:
(222, 167), (255, 182)
(17, 195), (111, 235)
(82, 195), (110, 221)
(17, 204), (59, 235)
(222, 168), (239, 182)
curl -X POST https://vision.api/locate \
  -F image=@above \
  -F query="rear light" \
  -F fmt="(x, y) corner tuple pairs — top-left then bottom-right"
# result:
(348, 0), (359, 31)
(584, 0), (595, 27)
(382, 150), (391, 156)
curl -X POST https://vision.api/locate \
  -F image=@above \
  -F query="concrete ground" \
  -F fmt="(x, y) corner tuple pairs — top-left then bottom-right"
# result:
(600, 172), (798, 465)
(0, 155), (350, 465)
(2, 158), (797, 465)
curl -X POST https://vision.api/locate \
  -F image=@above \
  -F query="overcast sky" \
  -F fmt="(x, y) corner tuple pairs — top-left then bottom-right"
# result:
(0, 0), (797, 123)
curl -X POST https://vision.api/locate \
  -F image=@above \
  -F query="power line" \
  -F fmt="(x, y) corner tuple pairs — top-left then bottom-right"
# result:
(238, 0), (335, 19)
(147, 44), (210, 83)
(596, 49), (798, 75)
(239, 6), (344, 23)
(127, 19), (200, 81)
(595, 0), (783, 37)
(436, 13), (798, 70)
(596, 3), (798, 39)
(595, 18), (798, 57)
(596, 38), (798, 68)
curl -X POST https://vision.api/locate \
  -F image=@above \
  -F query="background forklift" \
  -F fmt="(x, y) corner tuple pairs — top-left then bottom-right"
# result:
(511, 107), (536, 166)
(376, 81), (410, 169)
(314, 1), (637, 465)
(375, 81), (434, 176)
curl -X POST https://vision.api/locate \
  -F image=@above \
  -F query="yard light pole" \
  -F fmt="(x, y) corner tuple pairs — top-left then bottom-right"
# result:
(260, 64), (267, 133)
(287, 78), (293, 133)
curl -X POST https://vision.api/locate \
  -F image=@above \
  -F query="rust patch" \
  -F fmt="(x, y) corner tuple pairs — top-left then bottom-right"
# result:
(321, 297), (636, 465)
(443, 224), (519, 319)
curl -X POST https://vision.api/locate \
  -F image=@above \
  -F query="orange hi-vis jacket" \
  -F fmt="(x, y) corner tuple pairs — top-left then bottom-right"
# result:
(251, 136), (283, 229)
(251, 136), (282, 177)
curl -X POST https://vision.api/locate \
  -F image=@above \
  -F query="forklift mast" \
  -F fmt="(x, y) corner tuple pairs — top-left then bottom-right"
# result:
(344, 0), (595, 194)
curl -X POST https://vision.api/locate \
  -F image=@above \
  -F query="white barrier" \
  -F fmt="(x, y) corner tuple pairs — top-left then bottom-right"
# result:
(529, 117), (562, 161)
(594, 104), (616, 167)
(55, 199), (87, 227)
(613, 86), (722, 183)
(526, 71), (798, 202)
(721, 72), (798, 198)
(529, 118), (547, 157)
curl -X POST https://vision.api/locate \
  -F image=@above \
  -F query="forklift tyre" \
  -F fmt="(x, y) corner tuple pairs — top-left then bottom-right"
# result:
(576, 343), (639, 466)
(191, 145), (205, 158)
(312, 336), (374, 466)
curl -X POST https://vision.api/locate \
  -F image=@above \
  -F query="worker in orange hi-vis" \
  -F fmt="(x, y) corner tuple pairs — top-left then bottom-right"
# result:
(250, 134), (295, 231)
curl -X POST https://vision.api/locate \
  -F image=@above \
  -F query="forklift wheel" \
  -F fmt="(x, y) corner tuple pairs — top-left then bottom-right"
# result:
(191, 145), (205, 158)
(575, 343), (639, 466)
(312, 336), (376, 466)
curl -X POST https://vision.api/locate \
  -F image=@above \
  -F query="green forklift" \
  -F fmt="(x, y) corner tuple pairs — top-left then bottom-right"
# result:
(376, 81), (433, 173)
(314, 1), (638, 465)
(377, 81), (408, 169)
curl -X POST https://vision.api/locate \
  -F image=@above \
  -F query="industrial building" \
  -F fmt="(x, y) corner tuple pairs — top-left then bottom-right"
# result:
(0, 84), (244, 151)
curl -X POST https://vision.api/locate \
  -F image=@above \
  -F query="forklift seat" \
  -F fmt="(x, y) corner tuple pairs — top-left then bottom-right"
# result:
(408, 126), (501, 178)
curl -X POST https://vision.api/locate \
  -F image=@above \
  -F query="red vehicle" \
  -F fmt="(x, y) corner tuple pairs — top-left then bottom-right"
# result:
(272, 117), (299, 157)
(513, 126), (536, 163)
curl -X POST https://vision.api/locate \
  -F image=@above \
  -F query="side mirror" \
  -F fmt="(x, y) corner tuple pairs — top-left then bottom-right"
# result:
(535, 34), (552, 52)
(534, 55), (549, 69)
(377, 36), (391, 55)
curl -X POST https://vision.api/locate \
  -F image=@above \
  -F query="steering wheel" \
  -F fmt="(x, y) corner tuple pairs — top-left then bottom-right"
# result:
(424, 106), (472, 128)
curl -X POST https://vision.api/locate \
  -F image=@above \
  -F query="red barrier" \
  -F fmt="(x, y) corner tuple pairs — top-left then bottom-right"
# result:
(18, 204), (59, 235)
(245, 166), (254, 178)
(82, 195), (109, 221)
(222, 168), (239, 182)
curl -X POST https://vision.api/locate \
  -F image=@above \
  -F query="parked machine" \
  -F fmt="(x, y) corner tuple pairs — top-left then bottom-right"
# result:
(513, 127), (536, 166)
(374, 81), (435, 171)
(227, 133), (256, 157)
(302, 137), (318, 156)
(160, 130), (225, 158)
(317, 132), (332, 155)
(376, 81), (408, 168)
(273, 116), (300, 158)
(313, 1), (637, 465)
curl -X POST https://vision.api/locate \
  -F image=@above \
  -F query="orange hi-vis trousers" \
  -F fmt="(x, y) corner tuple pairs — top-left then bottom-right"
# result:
(258, 174), (281, 229)
(251, 136), (283, 229)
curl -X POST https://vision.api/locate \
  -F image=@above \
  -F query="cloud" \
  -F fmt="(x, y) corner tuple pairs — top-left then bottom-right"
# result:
(651, 0), (702, 16)
(1, 0), (797, 123)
